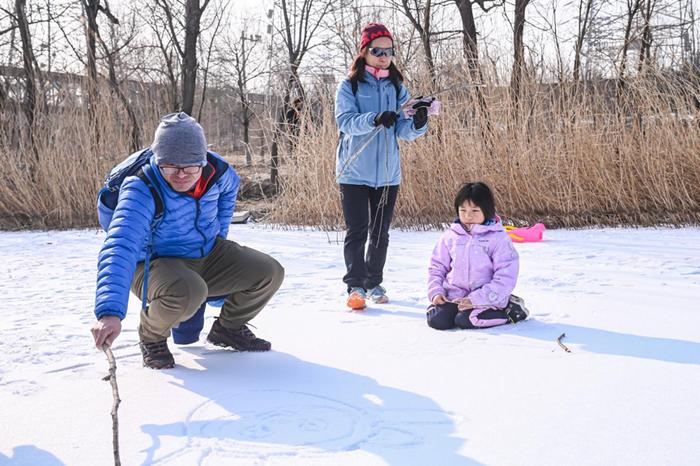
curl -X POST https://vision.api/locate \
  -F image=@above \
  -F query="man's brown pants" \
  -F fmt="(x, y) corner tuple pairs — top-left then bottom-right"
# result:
(131, 238), (284, 342)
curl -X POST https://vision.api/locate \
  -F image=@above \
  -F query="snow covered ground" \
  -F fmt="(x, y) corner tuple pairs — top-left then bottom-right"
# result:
(1, 224), (699, 466)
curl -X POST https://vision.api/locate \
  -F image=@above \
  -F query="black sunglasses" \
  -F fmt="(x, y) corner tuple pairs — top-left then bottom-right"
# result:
(368, 47), (395, 58)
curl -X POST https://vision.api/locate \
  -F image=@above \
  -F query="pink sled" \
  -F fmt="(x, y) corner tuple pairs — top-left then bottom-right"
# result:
(506, 223), (545, 243)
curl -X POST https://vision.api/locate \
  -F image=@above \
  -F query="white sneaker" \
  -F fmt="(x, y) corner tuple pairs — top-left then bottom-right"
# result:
(367, 285), (389, 304)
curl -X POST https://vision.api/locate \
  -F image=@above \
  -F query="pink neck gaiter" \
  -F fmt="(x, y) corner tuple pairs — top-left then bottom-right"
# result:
(365, 65), (390, 79)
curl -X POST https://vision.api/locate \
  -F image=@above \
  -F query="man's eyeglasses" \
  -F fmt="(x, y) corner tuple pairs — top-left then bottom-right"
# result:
(160, 165), (202, 176)
(368, 47), (395, 58)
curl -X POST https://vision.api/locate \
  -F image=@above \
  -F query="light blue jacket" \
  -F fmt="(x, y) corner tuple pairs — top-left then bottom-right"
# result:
(94, 152), (239, 320)
(335, 72), (427, 187)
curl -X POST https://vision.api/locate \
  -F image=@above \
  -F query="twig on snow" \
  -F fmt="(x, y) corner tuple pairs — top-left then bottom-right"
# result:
(101, 345), (122, 466)
(556, 333), (571, 353)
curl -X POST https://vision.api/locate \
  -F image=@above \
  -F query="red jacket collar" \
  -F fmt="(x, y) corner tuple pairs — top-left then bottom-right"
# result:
(186, 163), (215, 199)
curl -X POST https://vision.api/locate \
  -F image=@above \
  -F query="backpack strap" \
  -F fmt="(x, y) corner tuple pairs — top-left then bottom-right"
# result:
(137, 168), (164, 222)
(395, 82), (401, 110)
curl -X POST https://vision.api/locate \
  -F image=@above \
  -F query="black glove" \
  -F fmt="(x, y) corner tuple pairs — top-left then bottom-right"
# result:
(374, 111), (398, 128)
(413, 106), (428, 129)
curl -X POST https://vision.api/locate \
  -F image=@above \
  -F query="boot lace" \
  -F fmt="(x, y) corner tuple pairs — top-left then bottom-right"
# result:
(235, 325), (257, 340)
(143, 340), (169, 355)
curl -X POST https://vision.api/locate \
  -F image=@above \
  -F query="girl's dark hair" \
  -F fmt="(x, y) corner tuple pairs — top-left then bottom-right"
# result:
(348, 49), (403, 91)
(454, 182), (496, 221)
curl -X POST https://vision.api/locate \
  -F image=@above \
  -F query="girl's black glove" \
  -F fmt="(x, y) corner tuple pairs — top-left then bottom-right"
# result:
(413, 106), (428, 129)
(374, 111), (398, 128)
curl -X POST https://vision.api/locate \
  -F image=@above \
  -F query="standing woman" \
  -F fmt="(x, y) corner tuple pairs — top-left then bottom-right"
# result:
(335, 22), (429, 310)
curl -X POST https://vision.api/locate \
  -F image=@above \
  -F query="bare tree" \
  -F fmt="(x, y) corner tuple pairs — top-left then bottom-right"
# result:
(235, 32), (262, 166)
(277, 0), (334, 100)
(329, 0), (367, 70)
(14, 0), (40, 167)
(637, 0), (657, 73)
(182, 0), (208, 115)
(81, 0), (118, 147)
(390, 0), (437, 83)
(0, 8), (17, 112)
(156, 0), (211, 115)
(196, 0), (229, 120)
(453, 0), (501, 79)
(618, 0), (643, 84)
(573, 0), (595, 82)
(510, 0), (531, 110)
(451, 0), (498, 143)
(95, 15), (142, 151)
(270, 0), (335, 188)
(145, 3), (180, 111)
(532, 0), (565, 83)
(217, 23), (266, 166)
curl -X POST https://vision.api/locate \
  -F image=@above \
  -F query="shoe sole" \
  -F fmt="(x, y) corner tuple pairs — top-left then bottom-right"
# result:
(347, 296), (366, 310)
(369, 295), (389, 304)
(143, 361), (175, 369)
(207, 340), (271, 352)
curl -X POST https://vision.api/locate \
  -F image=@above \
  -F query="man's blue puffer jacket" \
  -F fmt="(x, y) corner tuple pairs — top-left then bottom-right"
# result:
(94, 152), (239, 320)
(335, 71), (427, 187)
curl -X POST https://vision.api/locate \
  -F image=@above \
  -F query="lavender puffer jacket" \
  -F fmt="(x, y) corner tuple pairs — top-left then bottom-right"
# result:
(428, 219), (519, 309)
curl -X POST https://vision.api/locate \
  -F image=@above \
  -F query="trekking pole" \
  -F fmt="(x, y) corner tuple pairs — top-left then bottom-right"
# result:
(101, 344), (122, 466)
(336, 125), (383, 178)
(427, 80), (486, 97)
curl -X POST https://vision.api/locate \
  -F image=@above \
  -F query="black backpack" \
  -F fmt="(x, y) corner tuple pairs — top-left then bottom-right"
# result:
(97, 149), (163, 232)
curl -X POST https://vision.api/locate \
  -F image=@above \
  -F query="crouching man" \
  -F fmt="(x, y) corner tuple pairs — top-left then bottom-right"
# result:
(91, 112), (284, 369)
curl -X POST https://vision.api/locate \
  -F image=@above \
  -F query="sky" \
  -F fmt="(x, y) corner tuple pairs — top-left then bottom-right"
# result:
(1, 0), (697, 92)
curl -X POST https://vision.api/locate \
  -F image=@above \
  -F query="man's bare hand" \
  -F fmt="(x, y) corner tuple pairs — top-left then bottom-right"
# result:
(91, 316), (122, 349)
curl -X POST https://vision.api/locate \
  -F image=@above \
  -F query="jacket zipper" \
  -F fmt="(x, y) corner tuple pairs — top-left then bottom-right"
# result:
(466, 234), (472, 292)
(194, 200), (206, 256)
(375, 82), (382, 188)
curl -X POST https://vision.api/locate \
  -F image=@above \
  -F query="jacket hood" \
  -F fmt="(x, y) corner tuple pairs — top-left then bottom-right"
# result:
(450, 216), (505, 236)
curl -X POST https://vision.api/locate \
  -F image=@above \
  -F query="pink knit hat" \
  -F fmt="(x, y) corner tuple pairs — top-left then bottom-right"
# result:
(359, 22), (393, 50)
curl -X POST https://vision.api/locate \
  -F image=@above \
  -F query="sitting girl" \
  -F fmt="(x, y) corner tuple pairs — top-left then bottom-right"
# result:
(427, 182), (528, 330)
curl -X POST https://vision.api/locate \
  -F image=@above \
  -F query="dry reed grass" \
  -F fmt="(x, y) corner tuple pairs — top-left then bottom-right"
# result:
(0, 88), (162, 230)
(0, 73), (698, 231)
(269, 73), (700, 229)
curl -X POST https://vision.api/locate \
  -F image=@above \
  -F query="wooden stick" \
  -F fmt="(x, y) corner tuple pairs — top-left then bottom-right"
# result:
(556, 333), (572, 353)
(102, 345), (122, 466)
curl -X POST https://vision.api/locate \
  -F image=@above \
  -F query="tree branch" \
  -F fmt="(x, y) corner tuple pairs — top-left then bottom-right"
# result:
(474, 0), (503, 14)
(155, 0), (184, 57)
(101, 345), (121, 466)
(98, 1), (119, 25)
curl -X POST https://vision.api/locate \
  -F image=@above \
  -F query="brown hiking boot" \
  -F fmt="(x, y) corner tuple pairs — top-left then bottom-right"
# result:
(206, 318), (271, 352)
(139, 340), (175, 369)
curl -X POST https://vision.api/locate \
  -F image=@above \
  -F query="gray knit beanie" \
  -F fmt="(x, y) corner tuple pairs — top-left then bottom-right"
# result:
(151, 112), (208, 166)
